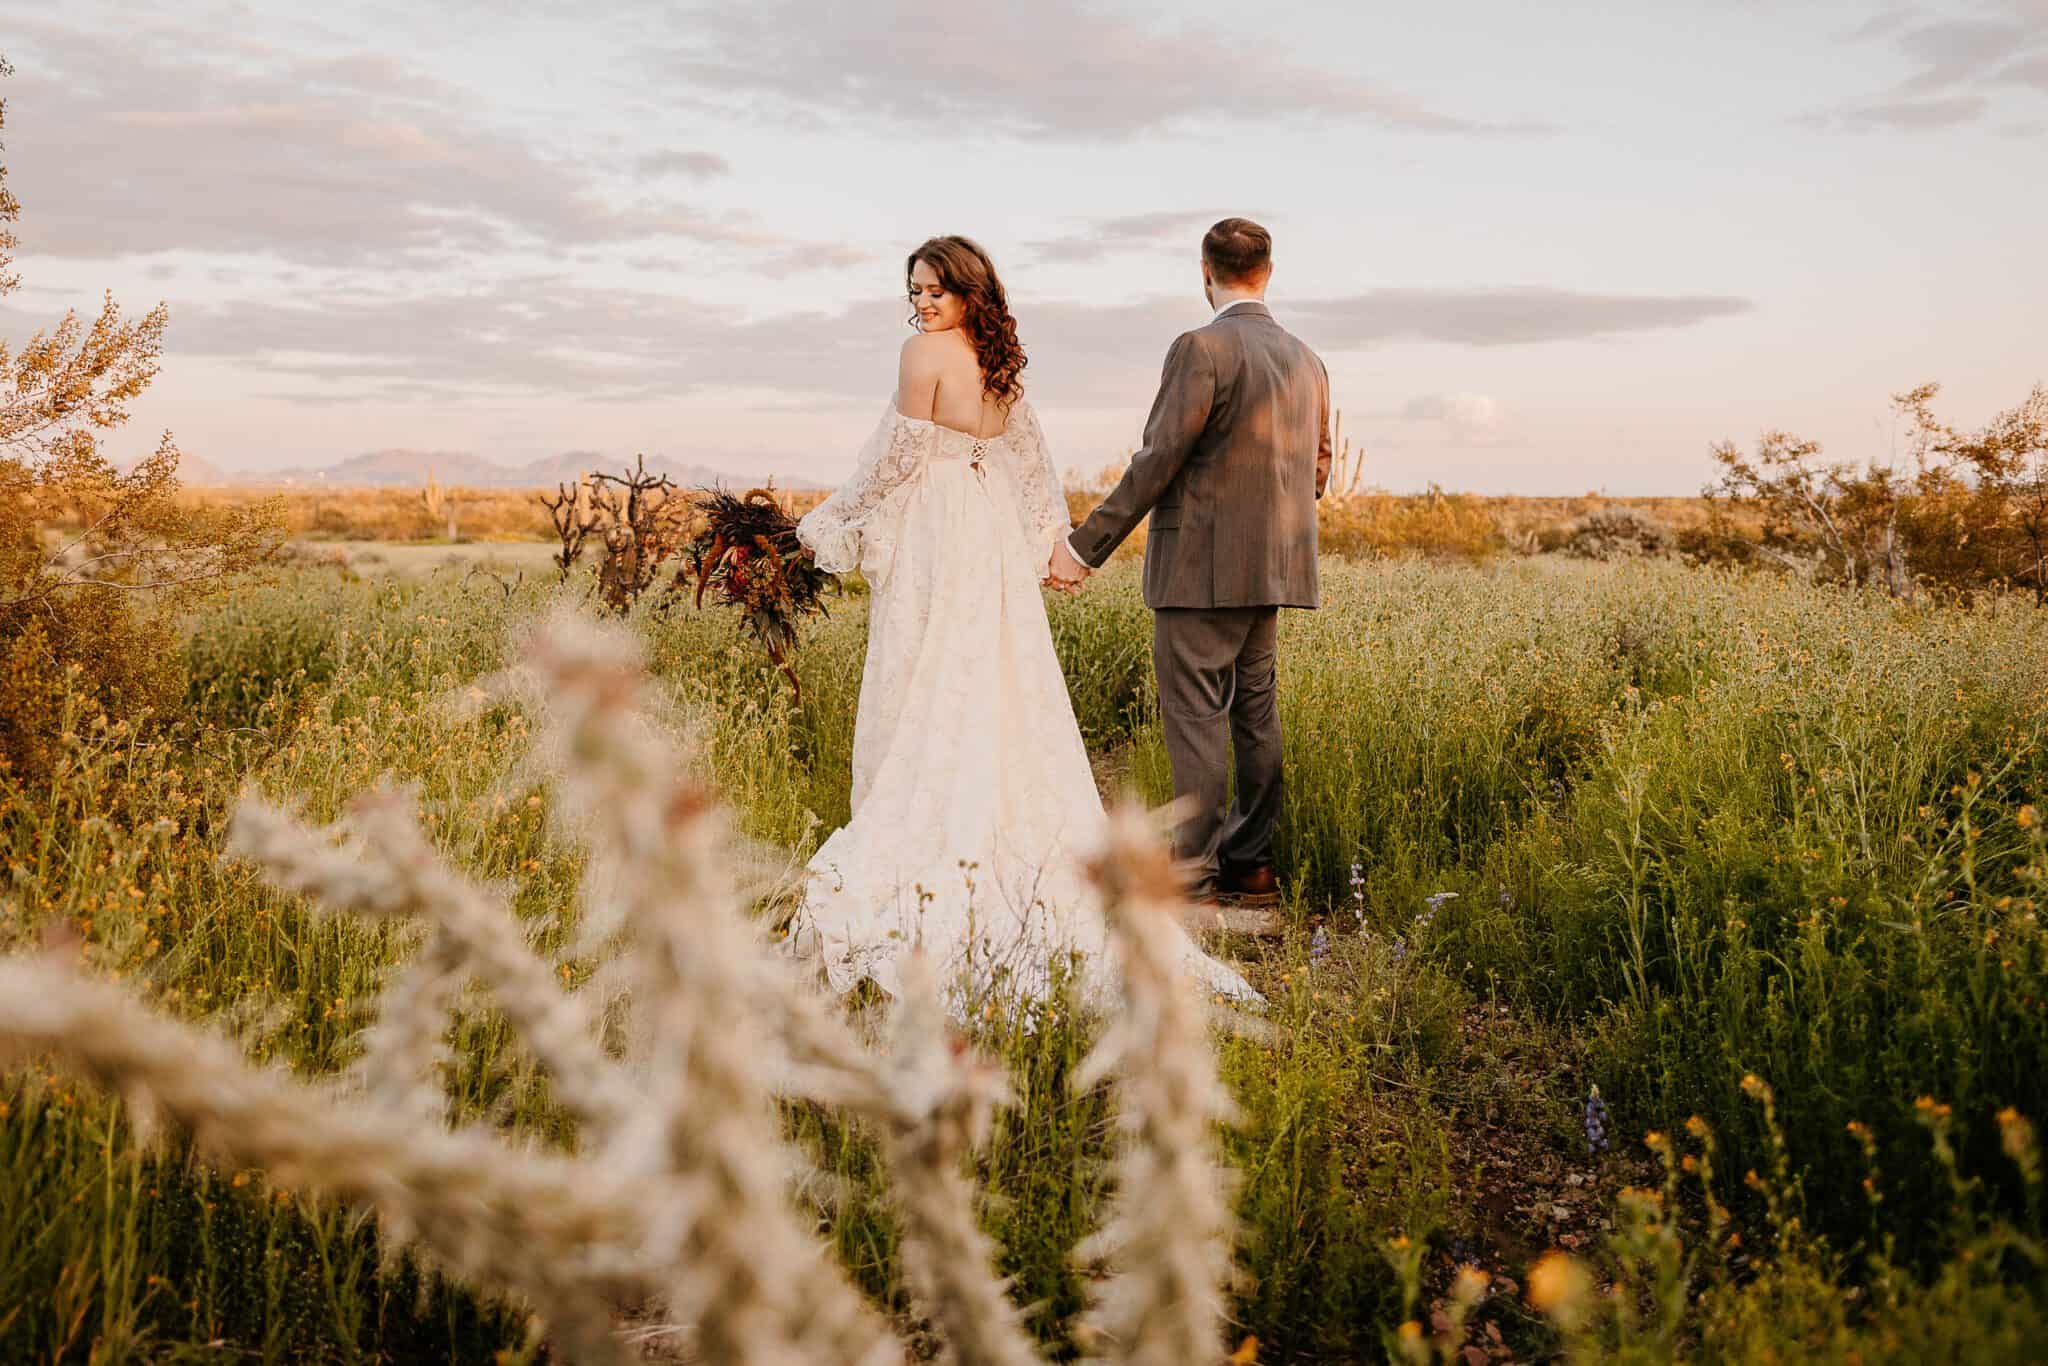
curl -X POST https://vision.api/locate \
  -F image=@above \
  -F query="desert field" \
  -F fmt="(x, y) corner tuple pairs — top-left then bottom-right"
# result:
(4, 543), (2045, 1362)
(185, 480), (1737, 567)
(10, 5), (2046, 1356)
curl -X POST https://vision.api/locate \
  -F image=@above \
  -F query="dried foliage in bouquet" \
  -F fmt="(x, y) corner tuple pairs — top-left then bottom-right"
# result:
(685, 487), (840, 699)
(0, 612), (1243, 1365)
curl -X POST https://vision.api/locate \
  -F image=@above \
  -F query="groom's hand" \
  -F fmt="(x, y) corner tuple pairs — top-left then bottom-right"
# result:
(1043, 538), (1091, 593)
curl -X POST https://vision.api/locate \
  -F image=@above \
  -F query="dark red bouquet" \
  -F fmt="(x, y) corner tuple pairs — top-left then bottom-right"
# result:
(686, 488), (840, 699)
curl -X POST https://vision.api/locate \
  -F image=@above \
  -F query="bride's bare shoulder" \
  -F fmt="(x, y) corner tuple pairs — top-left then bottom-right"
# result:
(899, 330), (951, 362)
(896, 332), (949, 420)
(900, 333), (955, 376)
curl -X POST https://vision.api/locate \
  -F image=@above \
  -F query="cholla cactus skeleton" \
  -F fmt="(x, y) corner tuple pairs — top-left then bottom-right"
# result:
(0, 614), (1247, 1364)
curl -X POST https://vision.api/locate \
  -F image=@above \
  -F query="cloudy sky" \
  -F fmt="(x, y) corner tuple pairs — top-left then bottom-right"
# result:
(1, 1), (2043, 492)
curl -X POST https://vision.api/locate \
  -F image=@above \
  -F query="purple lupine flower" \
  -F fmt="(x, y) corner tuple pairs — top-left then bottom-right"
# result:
(1412, 890), (1458, 933)
(1583, 1085), (1611, 1155)
(1349, 862), (1367, 928)
(1309, 924), (1331, 964)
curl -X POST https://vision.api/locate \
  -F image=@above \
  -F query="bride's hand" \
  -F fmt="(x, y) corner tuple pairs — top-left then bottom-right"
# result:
(1043, 539), (1090, 594)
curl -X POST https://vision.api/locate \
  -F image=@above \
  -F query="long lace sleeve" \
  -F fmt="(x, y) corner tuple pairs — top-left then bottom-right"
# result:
(797, 399), (937, 574)
(1000, 398), (1072, 557)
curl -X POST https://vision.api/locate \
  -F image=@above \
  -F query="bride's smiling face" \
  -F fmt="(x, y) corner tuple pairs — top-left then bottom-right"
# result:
(908, 260), (966, 333)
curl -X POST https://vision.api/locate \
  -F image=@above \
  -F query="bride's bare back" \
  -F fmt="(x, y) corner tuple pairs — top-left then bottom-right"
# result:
(901, 258), (1011, 437)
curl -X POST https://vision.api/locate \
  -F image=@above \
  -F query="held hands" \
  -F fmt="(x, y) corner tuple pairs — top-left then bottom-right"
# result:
(1042, 538), (1091, 594)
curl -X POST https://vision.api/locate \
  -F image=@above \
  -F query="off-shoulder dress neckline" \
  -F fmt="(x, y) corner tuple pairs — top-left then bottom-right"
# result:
(891, 395), (1022, 442)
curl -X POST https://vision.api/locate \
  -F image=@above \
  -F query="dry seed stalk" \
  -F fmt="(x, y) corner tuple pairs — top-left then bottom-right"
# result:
(0, 957), (653, 1365)
(519, 617), (900, 1366)
(861, 953), (1042, 1366)
(226, 787), (639, 1143)
(1076, 803), (1240, 1365)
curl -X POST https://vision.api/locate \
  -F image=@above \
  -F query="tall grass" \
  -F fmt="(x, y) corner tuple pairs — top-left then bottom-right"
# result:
(1125, 558), (2047, 1258)
(2, 553), (2045, 1359)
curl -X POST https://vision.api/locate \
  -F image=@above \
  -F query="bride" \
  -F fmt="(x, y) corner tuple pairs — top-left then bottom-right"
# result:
(786, 235), (1259, 1010)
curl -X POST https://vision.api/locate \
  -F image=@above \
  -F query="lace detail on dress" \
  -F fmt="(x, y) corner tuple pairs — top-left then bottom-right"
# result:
(998, 398), (1073, 557)
(795, 399), (940, 574)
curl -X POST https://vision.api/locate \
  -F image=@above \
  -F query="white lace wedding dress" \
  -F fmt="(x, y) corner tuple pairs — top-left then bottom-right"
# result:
(787, 394), (1260, 1011)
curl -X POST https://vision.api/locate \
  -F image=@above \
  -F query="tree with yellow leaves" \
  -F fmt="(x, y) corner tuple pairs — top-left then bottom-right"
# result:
(1708, 381), (2048, 602)
(1896, 381), (2048, 604)
(0, 54), (283, 781)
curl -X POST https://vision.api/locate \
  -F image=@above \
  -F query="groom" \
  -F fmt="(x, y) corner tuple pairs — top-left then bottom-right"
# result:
(1048, 217), (1332, 904)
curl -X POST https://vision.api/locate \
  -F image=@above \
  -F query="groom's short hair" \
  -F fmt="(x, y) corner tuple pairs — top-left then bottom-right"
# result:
(1202, 218), (1272, 285)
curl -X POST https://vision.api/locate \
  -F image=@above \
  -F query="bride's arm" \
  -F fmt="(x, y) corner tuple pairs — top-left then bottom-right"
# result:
(796, 342), (943, 574)
(1003, 399), (1074, 558)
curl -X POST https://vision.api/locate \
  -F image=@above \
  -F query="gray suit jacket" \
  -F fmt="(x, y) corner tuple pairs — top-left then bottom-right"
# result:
(1070, 302), (1331, 609)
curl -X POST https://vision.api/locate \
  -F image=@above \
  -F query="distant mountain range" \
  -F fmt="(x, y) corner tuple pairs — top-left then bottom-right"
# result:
(181, 448), (824, 492)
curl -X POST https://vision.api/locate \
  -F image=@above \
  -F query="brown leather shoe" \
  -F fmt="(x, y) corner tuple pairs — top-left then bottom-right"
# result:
(1218, 861), (1280, 906)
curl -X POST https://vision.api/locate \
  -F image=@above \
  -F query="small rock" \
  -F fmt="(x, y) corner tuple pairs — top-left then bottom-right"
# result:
(1204, 906), (1286, 938)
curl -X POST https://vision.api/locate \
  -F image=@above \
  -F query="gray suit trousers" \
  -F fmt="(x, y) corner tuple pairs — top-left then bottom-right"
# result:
(1153, 606), (1282, 891)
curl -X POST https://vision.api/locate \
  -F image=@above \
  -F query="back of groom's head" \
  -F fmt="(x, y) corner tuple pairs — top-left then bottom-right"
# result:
(1202, 218), (1272, 287)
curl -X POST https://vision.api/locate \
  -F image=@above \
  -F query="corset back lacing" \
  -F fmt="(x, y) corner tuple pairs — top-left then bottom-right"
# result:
(934, 425), (996, 481)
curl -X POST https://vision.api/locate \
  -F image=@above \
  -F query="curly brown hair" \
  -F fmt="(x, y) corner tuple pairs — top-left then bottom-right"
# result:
(905, 236), (1027, 407)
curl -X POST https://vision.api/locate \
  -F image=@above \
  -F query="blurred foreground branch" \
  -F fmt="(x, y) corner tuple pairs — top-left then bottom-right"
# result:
(0, 612), (1245, 1365)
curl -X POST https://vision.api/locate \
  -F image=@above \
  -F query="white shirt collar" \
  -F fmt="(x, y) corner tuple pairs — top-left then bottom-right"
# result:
(1212, 297), (1265, 321)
